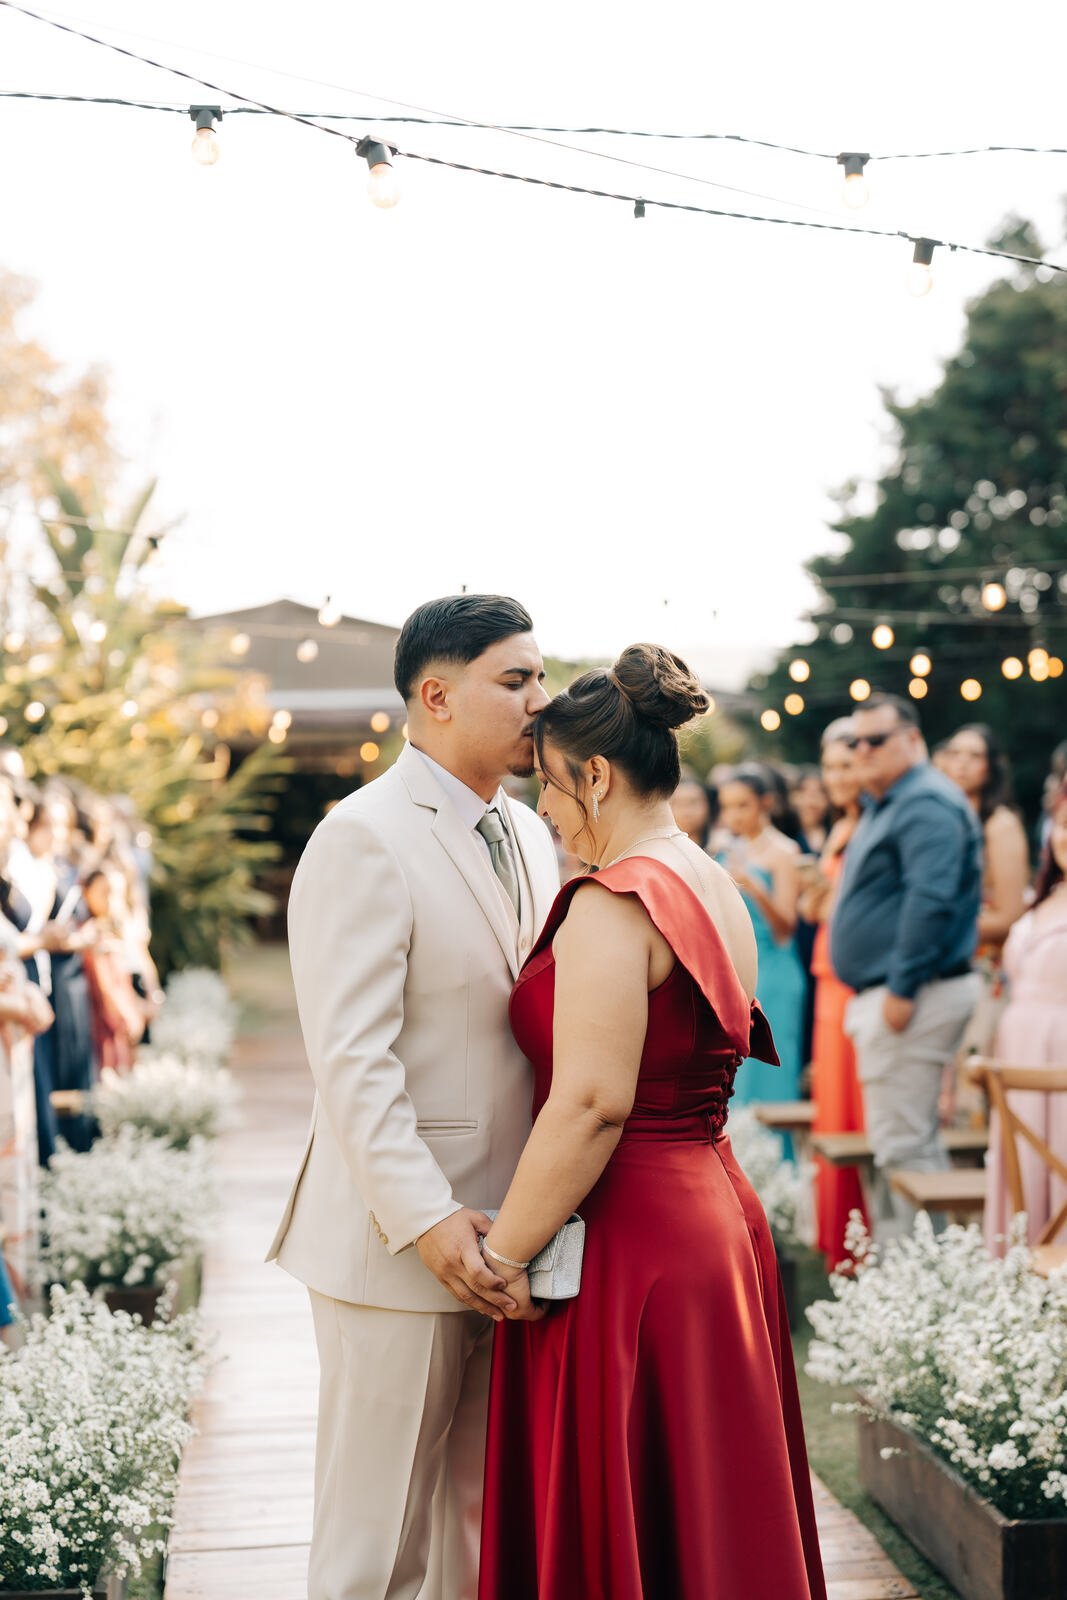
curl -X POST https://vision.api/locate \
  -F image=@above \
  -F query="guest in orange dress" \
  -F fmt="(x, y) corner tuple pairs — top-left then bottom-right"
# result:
(82, 869), (147, 1075)
(801, 719), (868, 1268)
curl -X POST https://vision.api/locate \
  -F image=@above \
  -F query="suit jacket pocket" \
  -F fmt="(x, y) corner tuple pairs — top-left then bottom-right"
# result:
(416, 1119), (479, 1135)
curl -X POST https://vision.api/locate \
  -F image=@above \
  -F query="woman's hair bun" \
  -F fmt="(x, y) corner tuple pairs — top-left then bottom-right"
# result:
(611, 644), (710, 730)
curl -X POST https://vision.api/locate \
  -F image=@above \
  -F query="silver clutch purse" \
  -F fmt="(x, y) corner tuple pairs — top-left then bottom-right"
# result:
(483, 1211), (585, 1300)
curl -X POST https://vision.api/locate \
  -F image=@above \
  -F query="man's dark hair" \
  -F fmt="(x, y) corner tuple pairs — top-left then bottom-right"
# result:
(394, 595), (533, 702)
(859, 692), (921, 730)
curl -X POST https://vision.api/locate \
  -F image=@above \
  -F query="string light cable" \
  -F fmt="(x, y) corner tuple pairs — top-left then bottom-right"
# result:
(2, 0), (1066, 276)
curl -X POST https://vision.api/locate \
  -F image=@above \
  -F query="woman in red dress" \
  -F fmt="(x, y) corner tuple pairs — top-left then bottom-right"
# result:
(479, 645), (826, 1600)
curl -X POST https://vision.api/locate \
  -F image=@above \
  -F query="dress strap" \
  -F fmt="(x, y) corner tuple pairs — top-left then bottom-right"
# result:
(529, 858), (780, 1065)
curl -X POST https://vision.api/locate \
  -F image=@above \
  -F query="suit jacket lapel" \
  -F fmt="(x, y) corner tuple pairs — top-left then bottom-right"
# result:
(397, 744), (521, 979)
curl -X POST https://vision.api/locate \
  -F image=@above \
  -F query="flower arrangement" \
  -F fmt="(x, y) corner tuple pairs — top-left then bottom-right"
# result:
(148, 967), (236, 1067)
(93, 1056), (237, 1150)
(0, 1282), (208, 1595)
(806, 1214), (1067, 1520)
(40, 1130), (216, 1293)
(725, 1106), (809, 1249)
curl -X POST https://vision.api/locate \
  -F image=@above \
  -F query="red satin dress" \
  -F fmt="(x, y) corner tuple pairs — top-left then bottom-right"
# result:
(479, 858), (827, 1600)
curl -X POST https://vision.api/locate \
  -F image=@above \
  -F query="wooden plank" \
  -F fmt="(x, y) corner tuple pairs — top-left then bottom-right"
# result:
(754, 1100), (816, 1132)
(888, 1168), (987, 1212)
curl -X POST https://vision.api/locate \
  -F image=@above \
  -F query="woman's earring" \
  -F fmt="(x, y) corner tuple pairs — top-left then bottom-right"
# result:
(592, 791), (601, 821)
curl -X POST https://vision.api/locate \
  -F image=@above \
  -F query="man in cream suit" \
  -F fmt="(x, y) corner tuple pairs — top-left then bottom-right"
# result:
(268, 595), (560, 1600)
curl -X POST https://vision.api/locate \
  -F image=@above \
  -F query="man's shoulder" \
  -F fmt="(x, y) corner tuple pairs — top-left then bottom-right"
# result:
(898, 765), (977, 828)
(302, 765), (414, 857)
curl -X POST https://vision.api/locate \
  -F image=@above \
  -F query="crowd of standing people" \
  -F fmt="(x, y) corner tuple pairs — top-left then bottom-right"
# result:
(665, 708), (1067, 1264)
(0, 747), (162, 1326)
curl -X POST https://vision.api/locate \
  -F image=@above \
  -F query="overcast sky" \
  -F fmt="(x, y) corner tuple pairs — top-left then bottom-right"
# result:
(3, 0), (1065, 686)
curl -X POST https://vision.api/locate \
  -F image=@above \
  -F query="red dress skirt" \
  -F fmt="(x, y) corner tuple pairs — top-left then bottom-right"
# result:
(479, 857), (826, 1600)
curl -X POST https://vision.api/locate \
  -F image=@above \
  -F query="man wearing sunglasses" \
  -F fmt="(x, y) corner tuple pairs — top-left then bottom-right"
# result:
(830, 694), (982, 1239)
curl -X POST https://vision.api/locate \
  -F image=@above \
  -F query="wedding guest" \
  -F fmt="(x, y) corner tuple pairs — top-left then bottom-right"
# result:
(1040, 739), (1067, 850)
(799, 719), (868, 1266)
(41, 790), (98, 1151)
(790, 767), (830, 856)
(82, 868), (148, 1074)
(717, 767), (805, 1110)
(759, 763), (804, 849)
(832, 695), (982, 1239)
(0, 784), (61, 1163)
(983, 779), (1067, 1255)
(670, 775), (713, 847)
(0, 867), (52, 1308)
(942, 724), (1029, 956)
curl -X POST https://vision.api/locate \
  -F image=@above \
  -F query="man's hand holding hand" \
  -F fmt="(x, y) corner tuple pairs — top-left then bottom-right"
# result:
(882, 992), (915, 1033)
(415, 1209), (518, 1322)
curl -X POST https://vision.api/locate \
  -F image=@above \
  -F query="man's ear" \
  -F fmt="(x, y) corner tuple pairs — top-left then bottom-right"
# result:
(420, 675), (451, 723)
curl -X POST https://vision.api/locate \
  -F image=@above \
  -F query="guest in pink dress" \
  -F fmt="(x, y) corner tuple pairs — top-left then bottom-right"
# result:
(984, 780), (1067, 1255)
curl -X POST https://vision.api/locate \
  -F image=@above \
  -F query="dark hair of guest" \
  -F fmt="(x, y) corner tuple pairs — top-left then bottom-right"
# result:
(722, 764), (772, 800)
(860, 692), (921, 729)
(1033, 779), (1067, 908)
(951, 723), (1016, 823)
(393, 594), (534, 702)
(534, 645), (709, 840)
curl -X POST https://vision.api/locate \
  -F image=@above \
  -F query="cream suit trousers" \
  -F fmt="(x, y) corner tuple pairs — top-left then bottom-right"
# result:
(308, 1292), (492, 1600)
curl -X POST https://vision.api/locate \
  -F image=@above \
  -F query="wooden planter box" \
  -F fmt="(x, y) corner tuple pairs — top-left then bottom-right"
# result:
(858, 1409), (1067, 1600)
(102, 1284), (165, 1324)
(4, 1574), (127, 1598)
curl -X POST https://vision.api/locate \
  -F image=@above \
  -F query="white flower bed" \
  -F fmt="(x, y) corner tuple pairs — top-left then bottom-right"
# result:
(725, 1105), (810, 1249)
(806, 1214), (1067, 1520)
(93, 1056), (237, 1150)
(148, 967), (236, 1067)
(41, 1130), (216, 1292)
(0, 1282), (207, 1596)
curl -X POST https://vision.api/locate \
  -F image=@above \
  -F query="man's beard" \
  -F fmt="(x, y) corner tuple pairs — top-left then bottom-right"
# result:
(508, 758), (535, 779)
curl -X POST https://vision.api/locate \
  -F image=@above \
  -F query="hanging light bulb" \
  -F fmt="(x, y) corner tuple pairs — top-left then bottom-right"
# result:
(836, 152), (870, 210)
(1049, 657), (1064, 678)
(1001, 656), (1023, 680)
(872, 623), (894, 650)
(760, 710), (781, 732)
(229, 632), (251, 656)
(360, 741), (381, 762)
(910, 652), (932, 677)
(189, 106), (222, 165)
(370, 712), (391, 733)
(907, 237), (937, 298)
(960, 679), (983, 702)
(981, 581), (1007, 612)
(296, 638), (319, 664)
(784, 694), (804, 715)
(908, 678), (928, 699)
(788, 658), (810, 683)
(318, 596), (342, 628)
(356, 138), (400, 208)
(849, 679), (871, 702)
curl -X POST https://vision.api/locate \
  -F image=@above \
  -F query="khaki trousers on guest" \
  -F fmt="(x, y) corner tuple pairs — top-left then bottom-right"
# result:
(307, 1292), (492, 1600)
(845, 973), (981, 1241)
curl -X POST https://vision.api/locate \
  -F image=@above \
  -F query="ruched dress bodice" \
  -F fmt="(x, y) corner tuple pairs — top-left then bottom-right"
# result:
(480, 857), (827, 1600)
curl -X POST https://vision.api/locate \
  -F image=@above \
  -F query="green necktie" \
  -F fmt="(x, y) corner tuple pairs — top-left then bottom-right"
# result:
(476, 808), (521, 918)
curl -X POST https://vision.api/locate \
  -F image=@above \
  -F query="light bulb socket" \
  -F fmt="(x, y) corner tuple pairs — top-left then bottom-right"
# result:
(356, 137), (395, 171)
(910, 236), (938, 268)
(634, 199), (646, 219)
(836, 152), (870, 179)
(189, 105), (223, 133)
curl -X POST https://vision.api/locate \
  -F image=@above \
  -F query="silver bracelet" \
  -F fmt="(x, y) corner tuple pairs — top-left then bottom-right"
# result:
(480, 1238), (529, 1270)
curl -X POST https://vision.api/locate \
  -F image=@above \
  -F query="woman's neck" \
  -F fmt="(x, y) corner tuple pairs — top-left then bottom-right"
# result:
(594, 801), (679, 869)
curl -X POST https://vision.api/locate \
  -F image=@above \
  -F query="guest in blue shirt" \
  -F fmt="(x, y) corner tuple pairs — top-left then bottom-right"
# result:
(830, 694), (982, 1239)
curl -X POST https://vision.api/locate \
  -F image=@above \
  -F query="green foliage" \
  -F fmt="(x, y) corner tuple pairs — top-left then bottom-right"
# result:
(0, 473), (288, 975)
(751, 221), (1067, 821)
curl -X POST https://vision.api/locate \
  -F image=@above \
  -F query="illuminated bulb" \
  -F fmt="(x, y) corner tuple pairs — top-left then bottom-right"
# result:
(273, 709), (292, 730)
(357, 137), (400, 208)
(981, 582), (1007, 612)
(370, 712), (391, 733)
(268, 724), (287, 744)
(759, 710), (781, 732)
(25, 701), (46, 722)
(836, 152), (870, 210)
(192, 127), (219, 165)
(1049, 656), (1064, 678)
(360, 741), (381, 762)
(909, 678), (928, 699)
(88, 620), (108, 642)
(907, 238), (936, 298)
(960, 679), (982, 701)
(229, 632), (251, 656)
(849, 678), (871, 702)
(297, 638), (319, 663)
(1031, 658), (1050, 682)
(788, 658), (810, 683)
(872, 624), (894, 650)
(318, 597), (342, 627)
(121, 699), (138, 718)
(784, 694), (804, 715)
(1001, 657), (1023, 679)
(189, 106), (222, 165)
(910, 652), (932, 677)
(1028, 647), (1049, 669)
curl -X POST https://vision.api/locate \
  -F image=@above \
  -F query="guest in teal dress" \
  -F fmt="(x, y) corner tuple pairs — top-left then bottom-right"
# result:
(716, 767), (806, 1109)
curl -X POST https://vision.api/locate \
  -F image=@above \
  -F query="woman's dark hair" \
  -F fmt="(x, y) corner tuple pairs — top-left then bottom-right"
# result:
(1033, 779), (1067, 908)
(534, 644), (708, 844)
(951, 723), (1016, 822)
(393, 594), (533, 702)
(721, 764), (771, 800)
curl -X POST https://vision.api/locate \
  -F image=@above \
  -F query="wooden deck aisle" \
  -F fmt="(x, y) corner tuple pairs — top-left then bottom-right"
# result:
(165, 945), (920, 1600)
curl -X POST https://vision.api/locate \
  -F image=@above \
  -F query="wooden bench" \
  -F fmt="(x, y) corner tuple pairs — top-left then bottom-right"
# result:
(753, 1101), (815, 1135)
(50, 1088), (86, 1115)
(888, 1167), (988, 1219)
(812, 1126), (987, 1167)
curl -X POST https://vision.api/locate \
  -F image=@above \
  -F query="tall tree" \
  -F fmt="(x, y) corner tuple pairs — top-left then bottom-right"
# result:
(750, 217), (1067, 820)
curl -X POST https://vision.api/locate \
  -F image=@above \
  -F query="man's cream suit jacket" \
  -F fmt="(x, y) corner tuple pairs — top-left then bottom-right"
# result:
(267, 742), (561, 1314)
